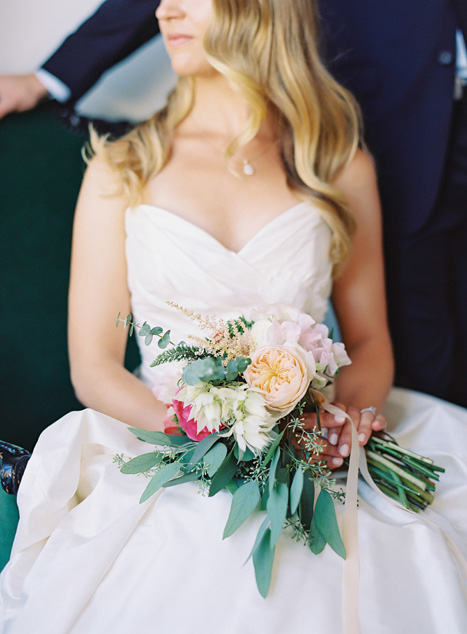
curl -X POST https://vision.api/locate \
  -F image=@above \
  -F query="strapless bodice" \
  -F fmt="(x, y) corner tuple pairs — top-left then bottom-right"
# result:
(125, 202), (333, 388)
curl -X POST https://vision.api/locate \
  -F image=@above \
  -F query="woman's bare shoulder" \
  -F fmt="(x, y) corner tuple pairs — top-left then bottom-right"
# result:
(332, 148), (381, 225)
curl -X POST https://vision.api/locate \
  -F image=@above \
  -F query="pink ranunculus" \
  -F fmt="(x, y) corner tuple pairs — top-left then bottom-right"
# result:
(172, 399), (213, 442)
(162, 405), (183, 435)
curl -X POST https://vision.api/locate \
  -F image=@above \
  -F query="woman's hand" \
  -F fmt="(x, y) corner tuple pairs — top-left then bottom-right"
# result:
(292, 404), (387, 470)
(292, 410), (347, 471)
(326, 403), (387, 461)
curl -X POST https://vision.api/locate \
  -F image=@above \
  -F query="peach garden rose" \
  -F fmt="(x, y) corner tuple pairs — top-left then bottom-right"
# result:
(243, 345), (312, 414)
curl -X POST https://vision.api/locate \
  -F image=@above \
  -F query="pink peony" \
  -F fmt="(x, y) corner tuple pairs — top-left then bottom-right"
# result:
(172, 399), (213, 441)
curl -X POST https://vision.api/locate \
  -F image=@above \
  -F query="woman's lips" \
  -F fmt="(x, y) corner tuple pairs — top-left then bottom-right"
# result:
(167, 34), (194, 48)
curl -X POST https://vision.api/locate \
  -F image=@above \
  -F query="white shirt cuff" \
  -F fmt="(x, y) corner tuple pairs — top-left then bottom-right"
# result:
(35, 69), (72, 102)
(456, 30), (467, 79)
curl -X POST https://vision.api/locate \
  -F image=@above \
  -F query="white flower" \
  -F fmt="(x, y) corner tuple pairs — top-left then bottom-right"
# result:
(250, 319), (273, 348)
(228, 388), (277, 455)
(178, 383), (224, 433)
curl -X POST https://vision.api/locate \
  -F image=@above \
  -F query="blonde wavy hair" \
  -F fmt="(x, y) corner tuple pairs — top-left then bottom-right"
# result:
(91, 0), (361, 274)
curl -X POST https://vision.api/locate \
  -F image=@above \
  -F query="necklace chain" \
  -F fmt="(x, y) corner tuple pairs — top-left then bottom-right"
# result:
(197, 131), (277, 176)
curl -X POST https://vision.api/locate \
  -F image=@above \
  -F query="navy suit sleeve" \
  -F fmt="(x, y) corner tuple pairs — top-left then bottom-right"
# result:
(42, 0), (161, 102)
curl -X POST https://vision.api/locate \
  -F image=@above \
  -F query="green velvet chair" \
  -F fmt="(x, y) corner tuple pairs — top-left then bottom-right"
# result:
(0, 104), (138, 570)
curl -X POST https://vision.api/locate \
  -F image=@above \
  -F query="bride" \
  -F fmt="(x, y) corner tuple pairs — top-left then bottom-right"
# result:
(1, 0), (466, 632)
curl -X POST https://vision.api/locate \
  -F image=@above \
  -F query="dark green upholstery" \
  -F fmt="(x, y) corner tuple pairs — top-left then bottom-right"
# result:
(0, 489), (19, 571)
(0, 104), (85, 451)
(0, 104), (139, 569)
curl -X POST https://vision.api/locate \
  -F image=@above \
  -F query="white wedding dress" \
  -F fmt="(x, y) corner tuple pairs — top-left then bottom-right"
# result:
(1, 202), (466, 634)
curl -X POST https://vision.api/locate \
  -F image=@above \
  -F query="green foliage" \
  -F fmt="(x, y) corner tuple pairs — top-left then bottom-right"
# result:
(234, 444), (255, 462)
(204, 443), (228, 477)
(314, 489), (346, 558)
(163, 471), (201, 487)
(182, 356), (251, 386)
(140, 462), (181, 503)
(298, 476), (315, 530)
(190, 433), (221, 466)
(150, 343), (206, 367)
(263, 430), (285, 467)
(253, 527), (275, 598)
(267, 482), (288, 547)
(225, 315), (254, 336)
(289, 468), (304, 515)
(158, 330), (171, 349)
(223, 480), (261, 538)
(209, 450), (239, 497)
(308, 515), (326, 554)
(120, 452), (162, 474)
(128, 428), (192, 448)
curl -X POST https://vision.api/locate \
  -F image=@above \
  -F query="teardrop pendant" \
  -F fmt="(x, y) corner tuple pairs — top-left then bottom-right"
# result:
(242, 159), (255, 176)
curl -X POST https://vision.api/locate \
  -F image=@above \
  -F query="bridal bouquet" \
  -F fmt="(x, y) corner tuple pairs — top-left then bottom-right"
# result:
(116, 303), (443, 596)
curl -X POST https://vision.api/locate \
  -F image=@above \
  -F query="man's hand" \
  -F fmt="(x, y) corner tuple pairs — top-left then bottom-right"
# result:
(0, 74), (49, 119)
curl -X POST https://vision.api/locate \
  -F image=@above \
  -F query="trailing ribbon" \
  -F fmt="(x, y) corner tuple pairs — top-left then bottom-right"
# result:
(319, 401), (361, 634)
(319, 398), (467, 634)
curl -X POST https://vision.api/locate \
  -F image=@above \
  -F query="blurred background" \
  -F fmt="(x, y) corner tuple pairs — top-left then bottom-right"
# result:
(0, 1), (175, 449)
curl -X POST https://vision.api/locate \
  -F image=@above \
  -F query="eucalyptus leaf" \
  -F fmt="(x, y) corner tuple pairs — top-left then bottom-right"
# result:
(234, 444), (255, 462)
(204, 443), (228, 477)
(190, 433), (221, 466)
(209, 450), (238, 497)
(182, 363), (202, 386)
(139, 322), (150, 337)
(298, 476), (315, 530)
(314, 489), (346, 559)
(158, 330), (171, 349)
(253, 528), (275, 598)
(124, 313), (132, 327)
(226, 359), (239, 381)
(260, 483), (270, 511)
(267, 482), (288, 547)
(150, 326), (163, 336)
(128, 428), (192, 448)
(276, 467), (290, 486)
(116, 311), (121, 327)
(226, 480), (240, 495)
(140, 462), (180, 503)
(182, 357), (226, 385)
(120, 452), (162, 474)
(236, 357), (251, 372)
(308, 515), (326, 554)
(179, 448), (195, 466)
(162, 471), (201, 487)
(245, 516), (270, 563)
(145, 333), (153, 346)
(290, 468), (304, 515)
(268, 448), (281, 495)
(263, 429), (285, 467)
(223, 480), (261, 539)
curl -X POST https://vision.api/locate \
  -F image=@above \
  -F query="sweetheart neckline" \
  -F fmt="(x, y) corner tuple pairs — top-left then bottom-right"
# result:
(130, 201), (315, 255)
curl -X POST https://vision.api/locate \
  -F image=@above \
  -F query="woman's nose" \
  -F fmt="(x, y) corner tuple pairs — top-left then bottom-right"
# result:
(156, 0), (185, 20)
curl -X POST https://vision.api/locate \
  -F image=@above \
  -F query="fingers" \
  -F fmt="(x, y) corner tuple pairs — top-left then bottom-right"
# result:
(0, 74), (48, 120)
(372, 414), (387, 432)
(300, 409), (346, 433)
(294, 403), (387, 469)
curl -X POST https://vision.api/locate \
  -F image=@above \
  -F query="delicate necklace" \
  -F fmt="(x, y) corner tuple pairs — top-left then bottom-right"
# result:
(196, 130), (278, 176)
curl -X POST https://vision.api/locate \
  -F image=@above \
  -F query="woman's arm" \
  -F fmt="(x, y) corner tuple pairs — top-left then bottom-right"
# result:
(68, 158), (167, 430)
(330, 149), (394, 454)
